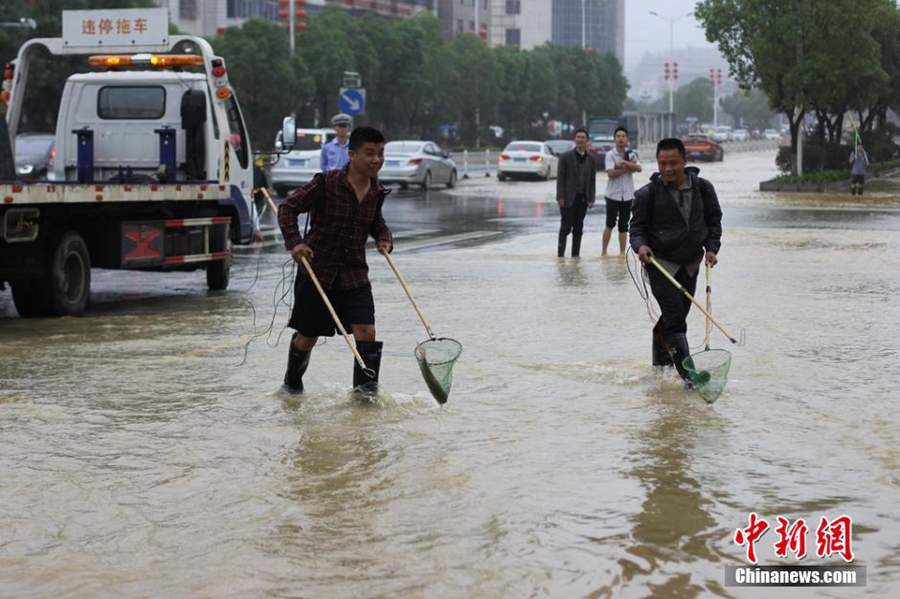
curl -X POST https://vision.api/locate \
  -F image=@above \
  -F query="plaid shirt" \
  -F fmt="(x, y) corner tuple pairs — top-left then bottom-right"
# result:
(278, 167), (392, 290)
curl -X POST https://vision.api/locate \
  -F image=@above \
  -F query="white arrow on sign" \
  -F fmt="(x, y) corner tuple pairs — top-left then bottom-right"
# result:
(342, 93), (360, 112)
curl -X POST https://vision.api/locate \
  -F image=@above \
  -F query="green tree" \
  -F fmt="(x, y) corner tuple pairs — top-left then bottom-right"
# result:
(696, 0), (893, 173)
(674, 78), (714, 125)
(211, 18), (314, 151)
(720, 88), (775, 129)
(296, 9), (356, 127)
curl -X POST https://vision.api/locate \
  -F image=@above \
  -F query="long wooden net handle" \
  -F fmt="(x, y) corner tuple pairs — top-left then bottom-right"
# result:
(648, 256), (737, 344)
(298, 254), (373, 376)
(380, 249), (436, 340)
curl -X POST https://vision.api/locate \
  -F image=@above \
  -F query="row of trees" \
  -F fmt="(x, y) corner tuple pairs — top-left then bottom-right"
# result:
(2, 2), (629, 150)
(214, 8), (628, 148)
(696, 0), (900, 173)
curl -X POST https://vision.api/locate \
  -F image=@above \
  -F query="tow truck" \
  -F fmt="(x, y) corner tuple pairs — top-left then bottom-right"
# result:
(0, 8), (295, 318)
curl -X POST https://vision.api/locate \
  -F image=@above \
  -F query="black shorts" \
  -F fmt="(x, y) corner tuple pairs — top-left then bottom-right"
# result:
(605, 198), (633, 232)
(288, 276), (375, 337)
(851, 174), (865, 185)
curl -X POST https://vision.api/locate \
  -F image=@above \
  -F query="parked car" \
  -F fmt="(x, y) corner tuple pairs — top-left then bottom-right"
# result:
(732, 128), (750, 142)
(544, 139), (576, 156)
(497, 141), (559, 181)
(15, 133), (55, 181)
(762, 128), (781, 141)
(587, 141), (615, 161)
(270, 128), (336, 196)
(379, 140), (457, 190)
(683, 134), (724, 162)
(711, 126), (733, 142)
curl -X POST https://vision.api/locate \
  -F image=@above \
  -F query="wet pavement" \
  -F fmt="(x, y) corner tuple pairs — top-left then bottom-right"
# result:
(2, 151), (900, 598)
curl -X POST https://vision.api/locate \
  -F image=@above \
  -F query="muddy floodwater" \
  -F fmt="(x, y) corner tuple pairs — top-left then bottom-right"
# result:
(2, 151), (899, 598)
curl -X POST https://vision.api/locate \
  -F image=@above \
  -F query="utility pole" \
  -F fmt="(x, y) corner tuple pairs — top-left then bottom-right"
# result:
(581, 0), (586, 49)
(649, 11), (693, 117)
(709, 68), (722, 128)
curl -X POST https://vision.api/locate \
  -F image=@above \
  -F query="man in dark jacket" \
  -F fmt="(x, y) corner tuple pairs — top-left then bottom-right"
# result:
(555, 129), (596, 257)
(630, 138), (722, 381)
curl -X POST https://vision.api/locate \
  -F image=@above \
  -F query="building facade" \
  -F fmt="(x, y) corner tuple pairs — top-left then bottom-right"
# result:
(551, 0), (623, 61)
(437, 0), (490, 39)
(487, 0), (552, 49)
(158, 0), (434, 36)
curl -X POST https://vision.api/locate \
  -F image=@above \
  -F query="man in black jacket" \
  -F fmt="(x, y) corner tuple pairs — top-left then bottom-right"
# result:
(629, 138), (722, 381)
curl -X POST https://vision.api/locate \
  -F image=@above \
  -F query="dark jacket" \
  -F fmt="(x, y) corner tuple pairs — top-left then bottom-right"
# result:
(556, 149), (597, 207)
(629, 166), (722, 264)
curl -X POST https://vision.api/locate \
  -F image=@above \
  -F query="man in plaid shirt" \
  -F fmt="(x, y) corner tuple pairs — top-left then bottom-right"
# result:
(278, 127), (393, 394)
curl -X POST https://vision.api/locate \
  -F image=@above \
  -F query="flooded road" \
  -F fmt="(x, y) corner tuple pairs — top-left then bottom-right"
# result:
(2, 151), (899, 598)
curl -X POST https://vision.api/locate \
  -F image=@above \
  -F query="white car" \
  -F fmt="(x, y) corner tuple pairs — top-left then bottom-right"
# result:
(379, 140), (457, 190)
(762, 128), (781, 141)
(732, 128), (750, 142)
(497, 141), (559, 181)
(270, 128), (336, 196)
(711, 126), (733, 142)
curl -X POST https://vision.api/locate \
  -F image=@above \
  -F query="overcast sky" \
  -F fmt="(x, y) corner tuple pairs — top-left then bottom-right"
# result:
(624, 0), (717, 70)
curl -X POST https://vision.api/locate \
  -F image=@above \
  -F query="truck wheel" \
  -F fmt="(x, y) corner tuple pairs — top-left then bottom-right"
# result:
(207, 259), (230, 291)
(46, 232), (91, 316)
(207, 224), (230, 291)
(10, 279), (52, 318)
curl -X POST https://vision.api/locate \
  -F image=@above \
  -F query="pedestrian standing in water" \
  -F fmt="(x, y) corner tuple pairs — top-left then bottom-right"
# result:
(849, 142), (868, 196)
(602, 126), (642, 256)
(320, 113), (352, 172)
(630, 138), (722, 383)
(278, 127), (393, 394)
(555, 128), (596, 258)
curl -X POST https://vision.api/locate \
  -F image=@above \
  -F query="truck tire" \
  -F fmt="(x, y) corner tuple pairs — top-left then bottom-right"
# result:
(47, 232), (91, 316)
(10, 279), (52, 318)
(206, 224), (230, 291)
(206, 258), (229, 291)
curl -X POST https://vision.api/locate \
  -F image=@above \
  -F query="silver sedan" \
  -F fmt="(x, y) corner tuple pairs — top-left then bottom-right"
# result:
(379, 141), (458, 190)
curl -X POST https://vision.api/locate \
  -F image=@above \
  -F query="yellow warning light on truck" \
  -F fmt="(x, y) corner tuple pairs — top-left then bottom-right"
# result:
(88, 54), (205, 68)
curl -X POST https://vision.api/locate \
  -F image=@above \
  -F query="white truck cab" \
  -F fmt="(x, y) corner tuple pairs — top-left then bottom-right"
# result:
(0, 8), (258, 318)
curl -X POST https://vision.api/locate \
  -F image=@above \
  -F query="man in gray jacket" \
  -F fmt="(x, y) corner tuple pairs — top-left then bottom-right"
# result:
(555, 129), (596, 258)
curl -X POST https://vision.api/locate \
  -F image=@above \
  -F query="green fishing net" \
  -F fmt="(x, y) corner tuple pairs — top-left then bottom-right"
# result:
(683, 349), (732, 404)
(414, 338), (462, 404)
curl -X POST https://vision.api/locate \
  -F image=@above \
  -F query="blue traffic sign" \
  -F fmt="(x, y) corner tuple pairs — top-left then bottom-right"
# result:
(338, 88), (366, 116)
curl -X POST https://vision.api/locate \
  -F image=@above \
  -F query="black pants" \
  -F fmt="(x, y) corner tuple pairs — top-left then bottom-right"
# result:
(646, 263), (697, 336)
(559, 195), (588, 256)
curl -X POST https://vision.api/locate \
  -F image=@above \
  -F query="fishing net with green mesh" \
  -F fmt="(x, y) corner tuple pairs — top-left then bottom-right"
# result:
(414, 338), (462, 405)
(682, 349), (732, 404)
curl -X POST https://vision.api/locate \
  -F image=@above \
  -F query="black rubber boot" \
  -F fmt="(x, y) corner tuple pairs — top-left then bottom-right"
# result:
(652, 319), (673, 367)
(557, 233), (567, 258)
(665, 333), (692, 383)
(571, 234), (582, 258)
(283, 333), (312, 393)
(353, 340), (383, 395)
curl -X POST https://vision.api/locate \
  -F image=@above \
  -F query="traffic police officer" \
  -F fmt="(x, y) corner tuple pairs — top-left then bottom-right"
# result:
(320, 113), (352, 172)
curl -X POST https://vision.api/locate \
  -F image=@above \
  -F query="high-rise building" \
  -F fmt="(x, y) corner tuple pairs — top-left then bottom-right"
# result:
(437, 0), (490, 39)
(157, 0), (434, 37)
(488, 0), (552, 49)
(552, 0), (624, 62)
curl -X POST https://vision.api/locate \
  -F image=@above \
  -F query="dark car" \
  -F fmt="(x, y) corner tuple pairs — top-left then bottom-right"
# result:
(15, 133), (55, 180)
(682, 133), (724, 162)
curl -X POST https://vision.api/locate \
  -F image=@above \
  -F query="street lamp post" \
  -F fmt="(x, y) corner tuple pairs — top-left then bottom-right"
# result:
(649, 11), (694, 116)
(581, 0), (586, 49)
